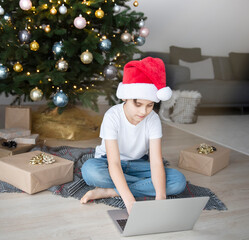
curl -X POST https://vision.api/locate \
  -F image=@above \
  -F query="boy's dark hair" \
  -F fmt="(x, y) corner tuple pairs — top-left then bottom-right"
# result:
(132, 99), (160, 113)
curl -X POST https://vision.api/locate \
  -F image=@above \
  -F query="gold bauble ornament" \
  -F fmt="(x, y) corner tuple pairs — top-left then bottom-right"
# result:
(13, 62), (23, 72)
(30, 40), (39, 51)
(50, 6), (57, 15)
(80, 50), (93, 64)
(133, 0), (139, 7)
(95, 8), (104, 19)
(44, 25), (51, 33)
(30, 87), (43, 101)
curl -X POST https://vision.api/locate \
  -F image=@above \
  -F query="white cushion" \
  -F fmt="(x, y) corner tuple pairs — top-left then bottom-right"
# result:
(179, 58), (215, 80)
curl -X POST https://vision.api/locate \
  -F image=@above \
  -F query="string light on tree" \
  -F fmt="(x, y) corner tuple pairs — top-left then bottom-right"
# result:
(42, 4), (48, 9)
(44, 25), (51, 33)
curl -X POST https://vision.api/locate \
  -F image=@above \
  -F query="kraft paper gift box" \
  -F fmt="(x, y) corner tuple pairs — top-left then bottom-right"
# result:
(178, 144), (230, 176)
(14, 134), (39, 145)
(0, 128), (31, 140)
(0, 151), (74, 194)
(0, 139), (35, 158)
(5, 106), (32, 130)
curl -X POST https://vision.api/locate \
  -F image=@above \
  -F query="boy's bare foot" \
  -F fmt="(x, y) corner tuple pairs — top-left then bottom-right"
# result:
(80, 187), (119, 204)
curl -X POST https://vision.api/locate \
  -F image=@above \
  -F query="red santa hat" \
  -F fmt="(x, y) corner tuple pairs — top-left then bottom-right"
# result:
(116, 57), (172, 103)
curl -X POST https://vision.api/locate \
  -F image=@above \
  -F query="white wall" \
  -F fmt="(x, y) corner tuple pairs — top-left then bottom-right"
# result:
(128, 0), (249, 56)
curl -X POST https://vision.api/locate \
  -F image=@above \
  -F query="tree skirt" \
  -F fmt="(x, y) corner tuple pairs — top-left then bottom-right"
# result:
(0, 145), (227, 211)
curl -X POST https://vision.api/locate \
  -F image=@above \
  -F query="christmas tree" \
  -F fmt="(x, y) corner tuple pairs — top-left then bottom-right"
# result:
(0, 0), (149, 111)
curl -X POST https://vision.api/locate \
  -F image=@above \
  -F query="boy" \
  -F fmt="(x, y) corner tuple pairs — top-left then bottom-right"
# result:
(80, 57), (186, 214)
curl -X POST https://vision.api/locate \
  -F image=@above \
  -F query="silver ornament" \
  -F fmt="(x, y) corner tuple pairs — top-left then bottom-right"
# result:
(52, 41), (63, 55)
(55, 58), (68, 71)
(3, 13), (11, 21)
(80, 50), (93, 64)
(135, 36), (146, 46)
(30, 87), (43, 101)
(121, 32), (132, 43)
(99, 39), (112, 51)
(104, 65), (118, 80)
(0, 64), (9, 79)
(18, 29), (31, 43)
(59, 4), (67, 14)
(113, 4), (121, 13)
(0, 5), (4, 15)
(53, 90), (68, 107)
(138, 19), (145, 28)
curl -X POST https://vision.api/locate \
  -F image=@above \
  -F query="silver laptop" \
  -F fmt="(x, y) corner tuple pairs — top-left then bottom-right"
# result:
(108, 196), (209, 237)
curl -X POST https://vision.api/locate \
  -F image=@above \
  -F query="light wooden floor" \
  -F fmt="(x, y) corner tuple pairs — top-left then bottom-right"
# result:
(0, 124), (249, 240)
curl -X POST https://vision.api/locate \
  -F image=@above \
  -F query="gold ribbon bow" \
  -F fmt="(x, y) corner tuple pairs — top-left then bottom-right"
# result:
(30, 153), (55, 165)
(197, 143), (216, 155)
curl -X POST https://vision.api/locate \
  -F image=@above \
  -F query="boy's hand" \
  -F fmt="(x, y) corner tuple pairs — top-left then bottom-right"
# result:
(155, 194), (166, 200)
(126, 199), (136, 215)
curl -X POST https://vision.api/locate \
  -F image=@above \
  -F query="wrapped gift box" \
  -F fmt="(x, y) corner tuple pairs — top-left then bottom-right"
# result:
(14, 134), (39, 144)
(178, 144), (230, 176)
(0, 128), (31, 140)
(5, 106), (32, 130)
(0, 139), (35, 158)
(0, 150), (74, 194)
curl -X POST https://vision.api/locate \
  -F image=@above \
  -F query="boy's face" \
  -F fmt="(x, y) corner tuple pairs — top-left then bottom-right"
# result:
(123, 99), (154, 125)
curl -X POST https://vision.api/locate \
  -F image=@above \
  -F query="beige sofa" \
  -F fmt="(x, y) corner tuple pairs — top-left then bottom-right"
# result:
(143, 46), (249, 112)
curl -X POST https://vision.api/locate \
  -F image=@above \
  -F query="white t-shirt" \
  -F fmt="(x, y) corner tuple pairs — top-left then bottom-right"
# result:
(95, 103), (162, 160)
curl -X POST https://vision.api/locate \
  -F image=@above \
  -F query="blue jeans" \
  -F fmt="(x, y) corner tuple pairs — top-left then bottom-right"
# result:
(81, 156), (186, 197)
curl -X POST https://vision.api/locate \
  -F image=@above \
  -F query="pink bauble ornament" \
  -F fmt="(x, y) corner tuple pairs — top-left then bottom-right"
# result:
(74, 15), (86, 29)
(19, 0), (32, 11)
(139, 27), (150, 38)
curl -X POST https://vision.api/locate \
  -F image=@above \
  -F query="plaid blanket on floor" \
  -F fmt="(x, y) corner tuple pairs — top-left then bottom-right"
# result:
(0, 145), (227, 211)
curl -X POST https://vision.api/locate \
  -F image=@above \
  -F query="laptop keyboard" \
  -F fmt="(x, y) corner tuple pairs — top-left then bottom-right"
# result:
(116, 219), (127, 231)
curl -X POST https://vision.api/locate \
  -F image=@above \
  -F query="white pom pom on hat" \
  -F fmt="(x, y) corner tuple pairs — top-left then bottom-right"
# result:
(116, 57), (172, 103)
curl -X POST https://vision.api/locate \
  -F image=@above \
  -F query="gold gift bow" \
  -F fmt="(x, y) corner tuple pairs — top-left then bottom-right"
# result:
(30, 153), (55, 165)
(197, 143), (216, 154)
